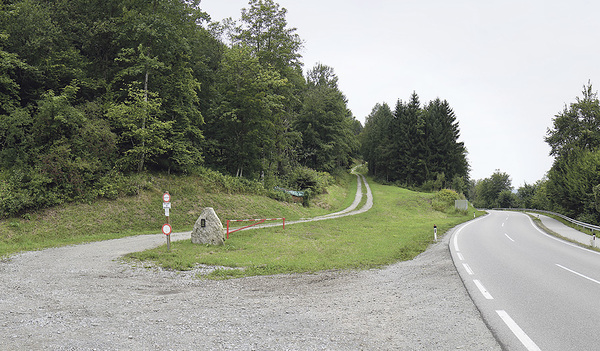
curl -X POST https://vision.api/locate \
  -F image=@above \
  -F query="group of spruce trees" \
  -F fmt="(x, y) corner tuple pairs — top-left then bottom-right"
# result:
(361, 92), (469, 192)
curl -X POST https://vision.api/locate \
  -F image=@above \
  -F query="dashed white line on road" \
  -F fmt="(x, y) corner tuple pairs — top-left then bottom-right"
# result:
(505, 233), (515, 242)
(496, 310), (541, 351)
(473, 279), (494, 299)
(462, 263), (474, 275)
(556, 264), (600, 286)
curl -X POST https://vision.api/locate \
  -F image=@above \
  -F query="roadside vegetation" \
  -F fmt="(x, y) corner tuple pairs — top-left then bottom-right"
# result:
(525, 212), (600, 252)
(470, 84), (600, 225)
(0, 169), (354, 258)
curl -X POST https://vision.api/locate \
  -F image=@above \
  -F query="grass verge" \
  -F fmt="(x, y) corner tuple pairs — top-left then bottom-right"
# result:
(127, 180), (483, 279)
(525, 213), (600, 252)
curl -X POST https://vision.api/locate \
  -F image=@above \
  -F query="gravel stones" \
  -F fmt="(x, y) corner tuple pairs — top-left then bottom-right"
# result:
(0, 230), (500, 350)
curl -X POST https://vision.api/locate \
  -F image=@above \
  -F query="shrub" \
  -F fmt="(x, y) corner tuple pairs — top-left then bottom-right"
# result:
(94, 171), (153, 199)
(432, 189), (462, 213)
(287, 167), (333, 194)
(266, 188), (293, 203)
(189, 166), (266, 195)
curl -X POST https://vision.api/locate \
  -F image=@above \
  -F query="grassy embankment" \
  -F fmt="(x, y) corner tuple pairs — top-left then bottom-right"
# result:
(0, 170), (483, 278)
(127, 177), (483, 279)
(0, 173), (349, 257)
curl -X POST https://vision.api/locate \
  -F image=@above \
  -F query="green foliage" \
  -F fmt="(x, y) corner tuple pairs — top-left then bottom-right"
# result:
(361, 93), (469, 188)
(189, 166), (265, 194)
(0, 32), (32, 115)
(432, 188), (462, 212)
(0, 83), (120, 216)
(204, 44), (288, 178)
(471, 170), (513, 208)
(265, 188), (293, 203)
(497, 190), (518, 208)
(228, 0), (303, 73)
(93, 171), (153, 199)
(107, 88), (173, 172)
(543, 83), (600, 223)
(286, 166), (334, 194)
(360, 103), (394, 180)
(547, 148), (600, 222)
(0, 0), (363, 217)
(295, 64), (358, 172)
(0, 168), (56, 218)
(545, 82), (600, 158)
(0, 108), (34, 169)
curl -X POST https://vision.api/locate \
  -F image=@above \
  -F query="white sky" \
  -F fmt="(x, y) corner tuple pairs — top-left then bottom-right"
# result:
(199, 0), (600, 188)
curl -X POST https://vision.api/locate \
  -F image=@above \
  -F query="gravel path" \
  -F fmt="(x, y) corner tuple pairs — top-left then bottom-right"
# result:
(0, 176), (500, 350)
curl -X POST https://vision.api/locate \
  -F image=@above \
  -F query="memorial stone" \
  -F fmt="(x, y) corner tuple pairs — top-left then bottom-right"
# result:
(191, 207), (225, 245)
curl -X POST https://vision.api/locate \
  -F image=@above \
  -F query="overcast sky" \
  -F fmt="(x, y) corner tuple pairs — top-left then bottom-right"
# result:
(200, 0), (600, 187)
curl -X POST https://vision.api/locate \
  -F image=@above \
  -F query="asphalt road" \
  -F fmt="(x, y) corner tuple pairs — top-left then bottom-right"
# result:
(451, 210), (600, 351)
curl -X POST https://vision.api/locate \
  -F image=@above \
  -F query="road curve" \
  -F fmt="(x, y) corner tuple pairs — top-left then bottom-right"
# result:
(451, 210), (600, 351)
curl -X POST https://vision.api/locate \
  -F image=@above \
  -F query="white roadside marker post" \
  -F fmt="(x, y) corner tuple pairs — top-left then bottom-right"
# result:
(433, 225), (438, 242)
(162, 192), (172, 251)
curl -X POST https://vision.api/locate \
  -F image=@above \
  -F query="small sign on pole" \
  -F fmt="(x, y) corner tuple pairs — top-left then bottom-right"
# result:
(162, 223), (172, 236)
(163, 201), (171, 217)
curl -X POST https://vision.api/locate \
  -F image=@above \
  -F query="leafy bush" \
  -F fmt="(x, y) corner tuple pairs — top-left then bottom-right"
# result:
(190, 167), (266, 195)
(266, 188), (293, 203)
(432, 189), (462, 213)
(0, 168), (60, 218)
(287, 166), (333, 194)
(94, 172), (153, 199)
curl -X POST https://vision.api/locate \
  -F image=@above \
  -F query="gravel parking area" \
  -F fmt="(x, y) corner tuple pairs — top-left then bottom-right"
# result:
(0, 227), (500, 350)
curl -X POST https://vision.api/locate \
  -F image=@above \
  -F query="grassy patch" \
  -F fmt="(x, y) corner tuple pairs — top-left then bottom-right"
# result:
(127, 179), (480, 279)
(0, 173), (353, 258)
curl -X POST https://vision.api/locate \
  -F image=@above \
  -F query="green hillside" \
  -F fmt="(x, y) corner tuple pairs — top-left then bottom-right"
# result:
(0, 171), (354, 257)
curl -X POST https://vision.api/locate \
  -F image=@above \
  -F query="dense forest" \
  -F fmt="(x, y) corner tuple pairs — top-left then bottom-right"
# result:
(0, 0), (364, 217)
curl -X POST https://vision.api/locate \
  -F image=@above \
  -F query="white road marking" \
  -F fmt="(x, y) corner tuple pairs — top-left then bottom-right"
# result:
(463, 263), (474, 275)
(452, 216), (486, 253)
(473, 279), (494, 299)
(457, 252), (464, 261)
(526, 215), (600, 256)
(496, 310), (542, 351)
(453, 227), (461, 252)
(556, 264), (600, 286)
(502, 222), (505, 227)
(505, 233), (515, 242)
